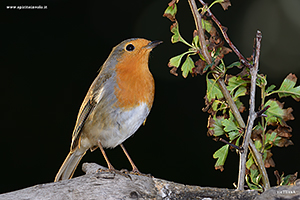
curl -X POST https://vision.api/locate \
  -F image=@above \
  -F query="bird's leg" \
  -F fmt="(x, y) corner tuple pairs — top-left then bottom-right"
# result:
(120, 143), (152, 178)
(98, 140), (115, 170)
(120, 143), (140, 174)
(97, 141), (131, 179)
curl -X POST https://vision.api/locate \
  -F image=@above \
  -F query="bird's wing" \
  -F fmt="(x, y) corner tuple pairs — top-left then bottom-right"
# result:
(70, 73), (110, 151)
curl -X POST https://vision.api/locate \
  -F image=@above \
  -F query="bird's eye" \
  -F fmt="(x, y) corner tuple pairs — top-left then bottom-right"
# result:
(125, 44), (135, 51)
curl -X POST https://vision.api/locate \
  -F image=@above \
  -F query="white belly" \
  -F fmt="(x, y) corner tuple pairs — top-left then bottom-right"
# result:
(80, 102), (150, 149)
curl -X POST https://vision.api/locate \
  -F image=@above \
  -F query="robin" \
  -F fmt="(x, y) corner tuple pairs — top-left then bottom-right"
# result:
(54, 38), (162, 182)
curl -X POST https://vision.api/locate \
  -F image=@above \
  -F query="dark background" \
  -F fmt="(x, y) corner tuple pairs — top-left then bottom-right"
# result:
(1, 0), (300, 194)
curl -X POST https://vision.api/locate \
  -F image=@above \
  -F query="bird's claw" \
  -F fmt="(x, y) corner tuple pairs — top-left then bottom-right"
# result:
(97, 168), (132, 179)
(121, 169), (152, 178)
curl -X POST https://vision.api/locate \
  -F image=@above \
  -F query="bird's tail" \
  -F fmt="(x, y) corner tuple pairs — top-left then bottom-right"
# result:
(54, 147), (87, 182)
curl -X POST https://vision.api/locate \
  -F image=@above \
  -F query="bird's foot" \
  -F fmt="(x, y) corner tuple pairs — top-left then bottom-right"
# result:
(97, 168), (132, 179)
(121, 168), (152, 178)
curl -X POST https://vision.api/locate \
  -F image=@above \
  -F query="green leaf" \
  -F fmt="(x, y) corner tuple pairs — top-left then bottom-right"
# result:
(163, 4), (177, 21)
(276, 73), (300, 101)
(234, 98), (244, 112)
(262, 151), (267, 162)
(192, 35), (199, 48)
(273, 135), (282, 147)
(256, 74), (267, 88)
(264, 131), (278, 150)
(170, 22), (193, 47)
(213, 144), (229, 171)
(264, 100), (284, 125)
(254, 140), (262, 151)
(235, 136), (241, 147)
(267, 73), (300, 100)
(227, 61), (241, 69)
(281, 176), (291, 185)
(202, 62), (213, 73)
(266, 132), (277, 144)
(217, 62), (226, 72)
(280, 174), (296, 185)
(233, 87), (247, 100)
(168, 51), (191, 68)
(265, 131), (282, 148)
(210, 116), (225, 136)
(228, 131), (240, 141)
(253, 123), (264, 132)
(266, 85), (276, 94)
(246, 154), (254, 169)
(250, 168), (262, 186)
(170, 22), (182, 43)
(226, 76), (249, 94)
(245, 175), (263, 192)
(222, 119), (238, 132)
(211, 100), (220, 111)
(245, 175), (258, 190)
(265, 132), (277, 150)
(181, 56), (195, 78)
(201, 19), (213, 33)
(207, 78), (224, 101)
(211, 100), (228, 113)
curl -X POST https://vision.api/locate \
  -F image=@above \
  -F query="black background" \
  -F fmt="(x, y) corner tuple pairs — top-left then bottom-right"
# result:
(1, 0), (300, 194)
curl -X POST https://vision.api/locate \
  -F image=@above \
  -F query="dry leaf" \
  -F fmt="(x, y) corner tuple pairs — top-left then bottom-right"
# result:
(251, 126), (263, 141)
(193, 59), (206, 75)
(220, 0), (231, 10)
(207, 115), (215, 137)
(283, 107), (294, 122)
(274, 170), (281, 185)
(170, 66), (178, 76)
(264, 150), (275, 168)
(215, 165), (224, 172)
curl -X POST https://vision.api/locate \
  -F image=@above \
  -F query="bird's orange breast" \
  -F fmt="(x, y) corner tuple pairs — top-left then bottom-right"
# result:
(114, 51), (154, 111)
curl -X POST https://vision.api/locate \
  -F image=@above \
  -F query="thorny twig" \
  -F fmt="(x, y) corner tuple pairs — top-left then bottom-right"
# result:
(237, 30), (270, 190)
(250, 31), (270, 190)
(256, 105), (270, 118)
(197, 0), (252, 69)
(188, 0), (269, 190)
(219, 138), (243, 150)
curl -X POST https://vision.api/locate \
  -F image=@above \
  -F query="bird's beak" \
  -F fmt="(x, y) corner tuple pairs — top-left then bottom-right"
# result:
(146, 40), (163, 49)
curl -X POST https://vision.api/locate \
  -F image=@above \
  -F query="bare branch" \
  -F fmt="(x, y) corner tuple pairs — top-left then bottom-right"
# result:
(237, 30), (270, 190)
(187, 1), (269, 190)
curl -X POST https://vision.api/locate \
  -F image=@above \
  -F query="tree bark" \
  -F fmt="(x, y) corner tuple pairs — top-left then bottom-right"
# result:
(2, 163), (299, 199)
(0, 163), (260, 200)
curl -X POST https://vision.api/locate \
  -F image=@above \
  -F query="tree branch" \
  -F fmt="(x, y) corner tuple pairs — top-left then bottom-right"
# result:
(249, 140), (270, 189)
(0, 163), (259, 200)
(188, 0), (211, 64)
(188, 0), (269, 190)
(237, 30), (270, 190)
